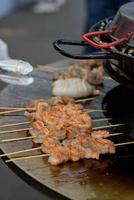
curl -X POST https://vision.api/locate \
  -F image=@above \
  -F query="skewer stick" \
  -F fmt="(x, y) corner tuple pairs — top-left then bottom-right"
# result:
(108, 132), (123, 137)
(93, 118), (112, 122)
(0, 106), (106, 114)
(0, 121), (30, 128)
(0, 127), (32, 134)
(5, 140), (134, 163)
(92, 123), (124, 131)
(5, 154), (49, 163)
(0, 107), (33, 110)
(34, 65), (64, 73)
(1, 131), (127, 160)
(0, 119), (117, 136)
(0, 131), (123, 143)
(0, 108), (35, 115)
(1, 135), (35, 143)
(0, 118), (111, 130)
(0, 147), (41, 158)
(0, 97), (95, 111)
(5, 140), (134, 164)
(34, 65), (56, 72)
(0, 109), (26, 115)
(0, 100), (95, 112)
(2, 133), (114, 157)
(85, 109), (106, 113)
(115, 141), (134, 146)
(75, 98), (95, 103)
(0, 131), (123, 157)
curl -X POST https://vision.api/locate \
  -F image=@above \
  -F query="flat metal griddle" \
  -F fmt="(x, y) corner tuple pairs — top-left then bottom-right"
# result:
(0, 60), (134, 200)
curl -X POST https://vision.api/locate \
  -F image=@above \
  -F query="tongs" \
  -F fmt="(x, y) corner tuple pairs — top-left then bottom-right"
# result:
(0, 59), (34, 86)
(0, 39), (34, 86)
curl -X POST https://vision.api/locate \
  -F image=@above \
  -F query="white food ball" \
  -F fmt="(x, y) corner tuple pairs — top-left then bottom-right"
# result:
(52, 78), (95, 98)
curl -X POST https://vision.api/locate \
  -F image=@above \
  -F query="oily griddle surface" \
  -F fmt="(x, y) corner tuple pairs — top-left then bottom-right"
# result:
(0, 61), (134, 200)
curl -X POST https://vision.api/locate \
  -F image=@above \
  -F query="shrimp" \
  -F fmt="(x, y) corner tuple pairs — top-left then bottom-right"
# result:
(91, 130), (110, 139)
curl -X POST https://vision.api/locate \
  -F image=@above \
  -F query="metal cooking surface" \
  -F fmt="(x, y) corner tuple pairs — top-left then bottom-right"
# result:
(0, 60), (133, 200)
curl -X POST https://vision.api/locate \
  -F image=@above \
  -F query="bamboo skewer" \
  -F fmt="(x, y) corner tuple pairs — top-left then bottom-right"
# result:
(0, 123), (122, 136)
(0, 127), (32, 135)
(0, 132), (124, 156)
(0, 132), (123, 143)
(34, 65), (64, 73)
(5, 154), (49, 163)
(92, 123), (124, 131)
(0, 118), (112, 129)
(0, 109), (26, 115)
(5, 140), (134, 163)
(75, 98), (95, 103)
(34, 65), (56, 73)
(93, 118), (112, 122)
(85, 109), (106, 113)
(108, 132), (123, 137)
(0, 121), (30, 128)
(0, 123), (121, 136)
(0, 97), (96, 112)
(0, 108), (35, 115)
(115, 141), (134, 146)
(0, 107), (105, 115)
(0, 107), (32, 110)
(0, 147), (41, 158)
(1, 135), (35, 143)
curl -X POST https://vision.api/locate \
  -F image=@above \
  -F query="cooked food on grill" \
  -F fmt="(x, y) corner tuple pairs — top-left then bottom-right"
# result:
(53, 59), (104, 86)
(51, 59), (104, 98)
(36, 132), (115, 165)
(52, 78), (99, 98)
(26, 96), (93, 143)
(29, 129), (115, 165)
(36, 60), (104, 98)
(24, 97), (116, 165)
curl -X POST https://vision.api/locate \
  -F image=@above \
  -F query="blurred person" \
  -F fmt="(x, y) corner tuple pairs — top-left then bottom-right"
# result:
(0, 0), (31, 19)
(33, 0), (66, 13)
(84, 0), (131, 54)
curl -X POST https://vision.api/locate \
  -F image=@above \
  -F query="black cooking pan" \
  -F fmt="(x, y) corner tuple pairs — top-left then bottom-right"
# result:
(53, 38), (134, 62)
(53, 2), (134, 89)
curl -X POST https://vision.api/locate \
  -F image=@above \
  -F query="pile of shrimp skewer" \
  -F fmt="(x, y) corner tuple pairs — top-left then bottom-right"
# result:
(24, 96), (116, 165)
(26, 96), (92, 143)
(0, 96), (126, 165)
(41, 131), (115, 165)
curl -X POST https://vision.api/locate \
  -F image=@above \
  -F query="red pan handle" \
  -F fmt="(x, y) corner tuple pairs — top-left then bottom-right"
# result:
(82, 28), (133, 49)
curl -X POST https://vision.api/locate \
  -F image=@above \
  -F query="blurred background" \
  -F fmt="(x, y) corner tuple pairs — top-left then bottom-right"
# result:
(0, 0), (85, 66)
